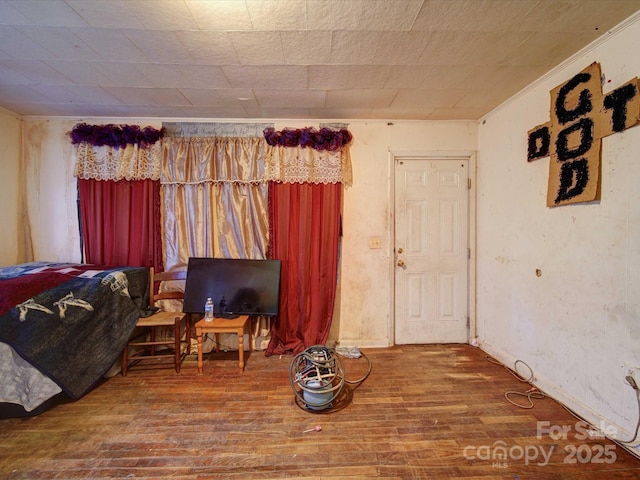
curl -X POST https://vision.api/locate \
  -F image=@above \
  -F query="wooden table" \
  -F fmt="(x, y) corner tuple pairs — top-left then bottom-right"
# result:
(195, 315), (252, 373)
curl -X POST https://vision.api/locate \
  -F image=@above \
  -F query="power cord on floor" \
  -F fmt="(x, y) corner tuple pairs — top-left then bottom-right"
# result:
(505, 387), (549, 409)
(486, 354), (640, 460)
(485, 356), (550, 408)
(336, 347), (372, 386)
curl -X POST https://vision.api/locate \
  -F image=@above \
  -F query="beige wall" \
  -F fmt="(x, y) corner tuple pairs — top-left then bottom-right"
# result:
(477, 16), (640, 456)
(0, 108), (21, 267)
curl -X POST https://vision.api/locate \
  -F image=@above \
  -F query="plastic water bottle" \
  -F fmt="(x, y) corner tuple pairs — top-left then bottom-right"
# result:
(204, 297), (214, 322)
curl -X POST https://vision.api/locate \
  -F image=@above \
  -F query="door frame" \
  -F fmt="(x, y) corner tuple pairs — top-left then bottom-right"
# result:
(389, 150), (477, 345)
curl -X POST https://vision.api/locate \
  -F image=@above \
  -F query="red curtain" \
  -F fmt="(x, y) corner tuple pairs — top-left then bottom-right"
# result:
(78, 178), (162, 269)
(266, 182), (342, 356)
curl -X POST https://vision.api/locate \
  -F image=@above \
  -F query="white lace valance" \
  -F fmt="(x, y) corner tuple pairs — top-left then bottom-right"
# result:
(263, 145), (353, 186)
(73, 142), (162, 181)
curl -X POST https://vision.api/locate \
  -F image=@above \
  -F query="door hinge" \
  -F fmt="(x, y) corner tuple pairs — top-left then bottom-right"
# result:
(466, 316), (470, 328)
(468, 247), (471, 259)
(468, 177), (472, 189)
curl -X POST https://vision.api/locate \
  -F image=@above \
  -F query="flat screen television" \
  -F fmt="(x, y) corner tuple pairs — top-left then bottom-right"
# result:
(183, 257), (281, 317)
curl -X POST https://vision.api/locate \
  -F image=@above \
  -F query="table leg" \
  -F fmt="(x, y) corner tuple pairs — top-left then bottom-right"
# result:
(238, 327), (244, 372)
(197, 330), (203, 374)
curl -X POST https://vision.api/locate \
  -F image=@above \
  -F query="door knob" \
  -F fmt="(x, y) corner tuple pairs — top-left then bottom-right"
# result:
(397, 259), (405, 267)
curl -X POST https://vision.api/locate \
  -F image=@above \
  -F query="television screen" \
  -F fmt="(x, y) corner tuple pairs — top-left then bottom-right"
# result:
(183, 257), (281, 317)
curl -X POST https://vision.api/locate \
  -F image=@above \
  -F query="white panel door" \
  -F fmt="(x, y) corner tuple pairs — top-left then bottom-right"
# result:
(394, 158), (469, 344)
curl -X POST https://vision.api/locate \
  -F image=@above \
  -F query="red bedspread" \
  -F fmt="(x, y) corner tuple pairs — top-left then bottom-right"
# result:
(0, 264), (101, 316)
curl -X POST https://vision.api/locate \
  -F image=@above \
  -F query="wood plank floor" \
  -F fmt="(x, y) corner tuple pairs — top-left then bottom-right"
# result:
(1, 344), (639, 479)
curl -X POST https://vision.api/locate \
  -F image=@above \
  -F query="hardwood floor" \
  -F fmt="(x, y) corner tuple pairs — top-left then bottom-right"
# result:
(1, 344), (639, 479)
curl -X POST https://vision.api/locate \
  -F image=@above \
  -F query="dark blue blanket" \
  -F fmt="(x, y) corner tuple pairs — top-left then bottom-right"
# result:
(0, 262), (148, 400)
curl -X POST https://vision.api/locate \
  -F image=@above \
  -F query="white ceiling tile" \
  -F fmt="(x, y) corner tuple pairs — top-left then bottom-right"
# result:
(359, 0), (424, 30)
(308, 106), (374, 119)
(460, 64), (551, 94)
(24, 84), (86, 103)
(17, 26), (98, 61)
(0, 84), (52, 103)
(326, 89), (397, 109)
(128, 104), (187, 117)
(125, 30), (195, 64)
(223, 65), (307, 89)
(243, 106), (312, 118)
(0, 61), (31, 84)
(305, 0), (366, 30)
(126, 0), (199, 30)
(281, 31), (332, 65)
(330, 31), (382, 65)
(413, 0), (538, 32)
(172, 105), (252, 118)
(417, 30), (529, 66)
(7, 0), (88, 27)
(428, 106), (488, 119)
(187, 0), (253, 31)
(142, 88), (192, 106)
(0, 26), (57, 59)
(65, 0), (145, 29)
(426, 65), (487, 89)
(254, 89), (326, 108)
(518, 0), (640, 33)
(228, 32), (285, 65)
(124, 63), (184, 89)
(246, 0), (308, 30)
(44, 60), (112, 86)
(176, 31), (240, 65)
(58, 86), (125, 105)
(180, 88), (258, 108)
(308, 66), (349, 89)
(392, 88), (468, 108)
(502, 31), (598, 67)
(454, 88), (512, 109)
(346, 66), (393, 89)
(103, 87), (190, 106)
(0, 1), (33, 25)
(372, 31), (430, 64)
(0, 101), (61, 115)
(370, 105), (435, 120)
(71, 28), (148, 62)
(0, 59), (70, 85)
(136, 64), (230, 89)
(63, 103), (131, 116)
(307, 0), (422, 31)
(384, 65), (441, 89)
(90, 62), (154, 88)
(172, 65), (231, 89)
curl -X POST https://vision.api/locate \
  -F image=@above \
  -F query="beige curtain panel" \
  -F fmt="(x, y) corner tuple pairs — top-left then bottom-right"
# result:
(161, 135), (271, 350)
(161, 137), (266, 186)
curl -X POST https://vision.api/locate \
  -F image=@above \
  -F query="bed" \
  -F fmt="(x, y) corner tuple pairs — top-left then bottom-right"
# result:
(0, 261), (149, 416)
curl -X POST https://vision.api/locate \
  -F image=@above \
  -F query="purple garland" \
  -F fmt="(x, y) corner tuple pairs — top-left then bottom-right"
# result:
(263, 127), (352, 152)
(68, 123), (165, 149)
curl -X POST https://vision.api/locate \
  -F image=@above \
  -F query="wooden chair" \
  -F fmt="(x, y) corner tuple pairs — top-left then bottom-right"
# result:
(122, 268), (191, 376)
